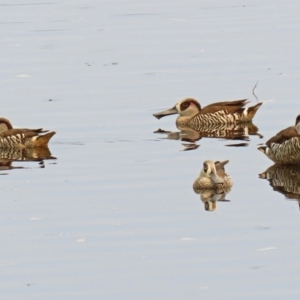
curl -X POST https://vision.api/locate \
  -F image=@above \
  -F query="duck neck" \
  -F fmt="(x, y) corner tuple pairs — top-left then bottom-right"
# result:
(296, 122), (300, 135)
(176, 115), (192, 127)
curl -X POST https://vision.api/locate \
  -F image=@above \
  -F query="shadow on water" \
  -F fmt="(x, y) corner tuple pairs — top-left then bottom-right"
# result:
(154, 122), (263, 151)
(259, 164), (300, 210)
(0, 147), (56, 174)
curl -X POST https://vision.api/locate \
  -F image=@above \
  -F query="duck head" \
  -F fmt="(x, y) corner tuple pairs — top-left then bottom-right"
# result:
(153, 98), (201, 119)
(295, 114), (300, 134)
(0, 118), (13, 133)
(200, 160), (224, 185)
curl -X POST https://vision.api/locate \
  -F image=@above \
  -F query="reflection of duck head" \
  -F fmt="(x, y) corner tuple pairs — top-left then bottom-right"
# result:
(193, 188), (230, 211)
(259, 164), (300, 207)
(196, 189), (231, 211)
(0, 160), (16, 171)
(258, 114), (300, 164)
(0, 117), (56, 148)
(201, 190), (218, 211)
(193, 160), (233, 193)
(153, 98), (263, 129)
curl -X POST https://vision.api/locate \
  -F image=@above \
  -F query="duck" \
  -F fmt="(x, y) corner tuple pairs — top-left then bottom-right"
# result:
(258, 114), (300, 164)
(153, 98), (263, 130)
(0, 118), (56, 149)
(193, 160), (233, 193)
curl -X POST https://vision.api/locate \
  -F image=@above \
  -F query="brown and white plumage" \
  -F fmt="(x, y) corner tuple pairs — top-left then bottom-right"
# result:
(153, 98), (263, 129)
(258, 114), (300, 164)
(0, 118), (56, 149)
(193, 160), (233, 193)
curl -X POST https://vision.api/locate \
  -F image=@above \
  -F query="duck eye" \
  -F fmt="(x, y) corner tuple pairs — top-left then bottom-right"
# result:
(203, 163), (208, 172)
(180, 102), (190, 110)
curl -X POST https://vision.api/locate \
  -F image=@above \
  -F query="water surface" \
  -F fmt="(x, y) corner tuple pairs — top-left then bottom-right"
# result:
(1, 0), (300, 299)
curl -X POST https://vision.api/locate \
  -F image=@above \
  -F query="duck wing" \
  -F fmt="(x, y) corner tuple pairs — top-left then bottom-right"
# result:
(200, 99), (249, 114)
(266, 126), (299, 147)
(0, 128), (46, 138)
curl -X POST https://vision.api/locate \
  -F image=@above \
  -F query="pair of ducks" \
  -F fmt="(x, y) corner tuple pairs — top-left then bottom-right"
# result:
(0, 118), (55, 149)
(153, 97), (300, 191)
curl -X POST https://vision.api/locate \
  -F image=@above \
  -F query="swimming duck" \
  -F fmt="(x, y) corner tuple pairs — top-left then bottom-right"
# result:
(258, 114), (300, 164)
(0, 118), (56, 149)
(153, 98), (263, 130)
(193, 160), (233, 193)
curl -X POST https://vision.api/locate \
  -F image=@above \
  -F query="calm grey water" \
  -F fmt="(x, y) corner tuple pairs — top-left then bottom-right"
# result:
(1, 1), (300, 299)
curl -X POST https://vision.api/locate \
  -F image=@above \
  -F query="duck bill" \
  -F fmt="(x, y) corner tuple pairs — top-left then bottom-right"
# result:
(153, 106), (178, 119)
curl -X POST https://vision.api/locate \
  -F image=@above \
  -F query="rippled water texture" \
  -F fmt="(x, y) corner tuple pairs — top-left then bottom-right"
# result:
(1, 1), (300, 299)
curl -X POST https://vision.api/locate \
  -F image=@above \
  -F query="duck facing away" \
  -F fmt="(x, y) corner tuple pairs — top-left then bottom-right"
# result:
(0, 118), (56, 149)
(193, 160), (233, 193)
(258, 114), (300, 164)
(153, 98), (263, 130)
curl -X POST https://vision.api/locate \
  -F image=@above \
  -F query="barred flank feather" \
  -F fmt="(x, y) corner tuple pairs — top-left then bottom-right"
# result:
(193, 175), (233, 192)
(0, 133), (27, 149)
(179, 108), (259, 130)
(0, 131), (56, 149)
(259, 137), (300, 164)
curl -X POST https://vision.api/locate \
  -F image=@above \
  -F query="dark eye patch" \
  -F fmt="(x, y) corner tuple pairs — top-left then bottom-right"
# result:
(180, 101), (190, 110)
(296, 114), (300, 125)
(203, 163), (208, 172)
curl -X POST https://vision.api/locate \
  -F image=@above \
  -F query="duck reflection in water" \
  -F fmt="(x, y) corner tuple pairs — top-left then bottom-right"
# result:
(196, 189), (231, 211)
(154, 122), (262, 150)
(0, 147), (56, 172)
(259, 164), (300, 209)
(193, 160), (233, 211)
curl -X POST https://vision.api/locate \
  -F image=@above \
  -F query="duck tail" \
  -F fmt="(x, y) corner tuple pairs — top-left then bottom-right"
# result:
(219, 160), (229, 167)
(247, 102), (263, 120)
(33, 131), (56, 147)
(257, 145), (267, 153)
(215, 160), (229, 169)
